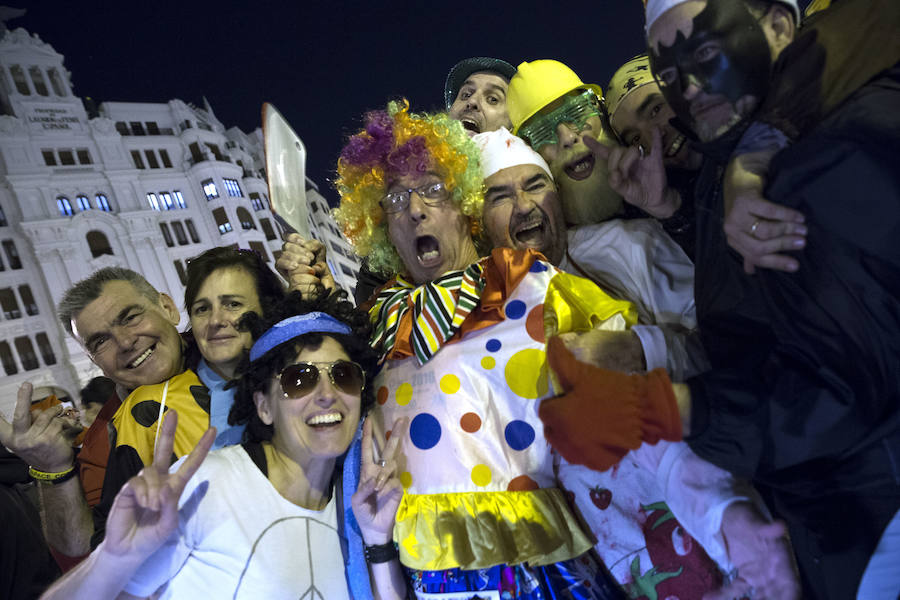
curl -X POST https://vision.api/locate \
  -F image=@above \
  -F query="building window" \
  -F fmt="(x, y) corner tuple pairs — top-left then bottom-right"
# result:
(42, 149), (56, 166)
(159, 148), (172, 168)
(223, 178), (243, 197)
(147, 193), (160, 211)
(174, 260), (187, 285)
(19, 285), (38, 316)
(10, 65), (29, 95)
(173, 190), (186, 209)
(341, 264), (356, 277)
(0, 287), (21, 319)
(0, 341), (16, 375)
(76, 149), (92, 164)
(249, 192), (265, 211)
(87, 230), (114, 258)
(160, 192), (174, 210)
(76, 195), (91, 211)
(129, 121), (146, 136)
(0, 203), (6, 226)
(188, 142), (204, 164)
(185, 219), (200, 243)
(96, 194), (111, 212)
(144, 150), (160, 169)
(201, 179), (219, 200)
(47, 68), (66, 96)
(35, 332), (56, 365)
(310, 201), (319, 213)
(172, 221), (188, 245)
(145, 121), (160, 135)
(205, 143), (224, 161)
(115, 121), (129, 135)
(2, 240), (21, 269)
(237, 207), (255, 230)
(248, 241), (269, 262)
(260, 217), (277, 241)
(57, 197), (74, 216)
(212, 207), (232, 234)
(159, 223), (174, 247)
(59, 150), (75, 166)
(131, 150), (145, 169)
(29, 66), (49, 96)
(14, 336), (38, 371)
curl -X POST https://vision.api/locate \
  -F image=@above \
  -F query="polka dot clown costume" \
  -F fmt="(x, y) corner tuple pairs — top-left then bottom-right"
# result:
(335, 101), (644, 598)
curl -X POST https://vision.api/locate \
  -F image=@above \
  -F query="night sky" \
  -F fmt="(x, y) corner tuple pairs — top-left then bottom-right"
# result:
(22, 2), (649, 201)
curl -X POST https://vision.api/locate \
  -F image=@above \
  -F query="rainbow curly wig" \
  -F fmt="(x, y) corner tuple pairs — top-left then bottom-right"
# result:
(334, 100), (484, 277)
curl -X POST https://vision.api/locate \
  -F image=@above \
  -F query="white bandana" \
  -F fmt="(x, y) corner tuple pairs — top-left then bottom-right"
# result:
(473, 127), (553, 181)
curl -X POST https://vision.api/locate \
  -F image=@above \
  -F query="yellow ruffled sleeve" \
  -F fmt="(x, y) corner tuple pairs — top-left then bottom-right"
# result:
(543, 269), (637, 339)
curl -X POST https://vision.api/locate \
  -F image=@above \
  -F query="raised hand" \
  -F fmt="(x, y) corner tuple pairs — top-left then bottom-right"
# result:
(704, 502), (801, 600)
(275, 233), (336, 299)
(723, 151), (807, 274)
(103, 410), (215, 559)
(586, 128), (681, 219)
(351, 417), (407, 546)
(0, 382), (75, 473)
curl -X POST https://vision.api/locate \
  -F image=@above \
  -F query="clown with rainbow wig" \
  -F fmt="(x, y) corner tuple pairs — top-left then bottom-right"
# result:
(334, 100), (683, 598)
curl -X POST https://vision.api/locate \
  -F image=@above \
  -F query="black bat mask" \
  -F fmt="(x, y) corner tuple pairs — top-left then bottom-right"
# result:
(650, 0), (772, 139)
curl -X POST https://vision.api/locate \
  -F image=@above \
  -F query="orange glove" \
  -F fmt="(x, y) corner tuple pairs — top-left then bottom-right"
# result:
(539, 336), (682, 471)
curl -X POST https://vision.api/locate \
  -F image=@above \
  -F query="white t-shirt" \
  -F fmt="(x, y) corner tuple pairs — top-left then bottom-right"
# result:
(561, 218), (708, 381)
(123, 444), (350, 600)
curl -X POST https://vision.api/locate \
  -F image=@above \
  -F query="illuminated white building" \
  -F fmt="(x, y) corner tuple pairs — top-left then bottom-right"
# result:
(0, 23), (359, 415)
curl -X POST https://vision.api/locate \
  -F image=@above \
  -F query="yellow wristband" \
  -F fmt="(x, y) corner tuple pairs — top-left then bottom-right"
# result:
(28, 465), (75, 482)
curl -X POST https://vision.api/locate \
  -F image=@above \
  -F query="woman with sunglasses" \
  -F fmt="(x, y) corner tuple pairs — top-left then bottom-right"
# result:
(40, 291), (409, 600)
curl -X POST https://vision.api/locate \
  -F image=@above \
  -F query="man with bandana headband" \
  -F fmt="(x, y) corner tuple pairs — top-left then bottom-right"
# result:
(633, 0), (900, 597)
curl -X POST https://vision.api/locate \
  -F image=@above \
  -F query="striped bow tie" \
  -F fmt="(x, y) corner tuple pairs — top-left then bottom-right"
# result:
(370, 261), (485, 365)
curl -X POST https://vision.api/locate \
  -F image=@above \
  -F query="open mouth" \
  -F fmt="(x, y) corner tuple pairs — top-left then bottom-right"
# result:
(564, 154), (595, 181)
(513, 218), (546, 247)
(127, 344), (155, 369)
(459, 116), (481, 135)
(416, 235), (442, 267)
(306, 412), (343, 428)
(665, 133), (686, 158)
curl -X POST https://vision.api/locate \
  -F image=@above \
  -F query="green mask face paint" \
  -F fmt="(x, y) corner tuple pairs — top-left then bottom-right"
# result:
(518, 90), (603, 150)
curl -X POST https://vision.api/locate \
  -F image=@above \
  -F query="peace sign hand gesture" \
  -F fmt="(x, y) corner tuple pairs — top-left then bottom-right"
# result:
(103, 410), (216, 559)
(351, 417), (407, 546)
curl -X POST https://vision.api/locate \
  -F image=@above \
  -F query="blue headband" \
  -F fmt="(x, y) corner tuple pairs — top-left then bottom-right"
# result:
(249, 312), (352, 362)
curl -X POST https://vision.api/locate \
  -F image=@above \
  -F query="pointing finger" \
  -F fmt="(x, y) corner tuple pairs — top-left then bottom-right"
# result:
(152, 410), (178, 473)
(12, 382), (34, 436)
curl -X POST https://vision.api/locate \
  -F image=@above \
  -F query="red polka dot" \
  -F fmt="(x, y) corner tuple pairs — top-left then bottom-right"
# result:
(460, 412), (482, 433)
(507, 475), (539, 491)
(525, 304), (544, 343)
(376, 386), (388, 405)
(385, 430), (392, 441)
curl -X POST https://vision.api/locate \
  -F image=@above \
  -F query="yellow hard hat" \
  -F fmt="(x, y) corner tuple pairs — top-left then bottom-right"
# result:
(508, 60), (604, 134)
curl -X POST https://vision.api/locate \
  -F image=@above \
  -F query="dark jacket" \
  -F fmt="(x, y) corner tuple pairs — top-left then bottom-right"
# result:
(685, 62), (900, 599)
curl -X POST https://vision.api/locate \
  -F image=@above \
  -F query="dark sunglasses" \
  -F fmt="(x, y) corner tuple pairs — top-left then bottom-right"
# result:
(278, 360), (365, 399)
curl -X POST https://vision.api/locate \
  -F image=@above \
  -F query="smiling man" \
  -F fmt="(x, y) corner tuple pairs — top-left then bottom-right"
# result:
(445, 56), (516, 136)
(508, 59), (623, 226)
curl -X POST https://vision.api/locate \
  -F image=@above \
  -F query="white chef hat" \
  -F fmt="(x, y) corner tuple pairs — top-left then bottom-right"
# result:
(472, 127), (553, 181)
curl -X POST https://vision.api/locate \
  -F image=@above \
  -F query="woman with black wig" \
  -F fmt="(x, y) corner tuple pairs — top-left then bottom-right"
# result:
(41, 291), (408, 600)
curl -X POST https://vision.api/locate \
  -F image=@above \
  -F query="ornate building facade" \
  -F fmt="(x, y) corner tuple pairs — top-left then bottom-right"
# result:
(0, 24), (359, 415)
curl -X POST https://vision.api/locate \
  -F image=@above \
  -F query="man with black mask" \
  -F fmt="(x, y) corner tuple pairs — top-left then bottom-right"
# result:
(641, 0), (900, 597)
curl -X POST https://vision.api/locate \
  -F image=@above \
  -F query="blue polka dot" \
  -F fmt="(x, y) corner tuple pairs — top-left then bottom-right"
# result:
(529, 261), (548, 273)
(486, 339), (502, 352)
(504, 420), (536, 451)
(505, 300), (527, 319)
(409, 413), (442, 450)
